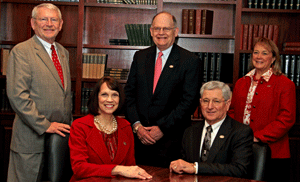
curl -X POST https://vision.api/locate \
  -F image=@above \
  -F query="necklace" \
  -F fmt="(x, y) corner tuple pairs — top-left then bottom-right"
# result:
(94, 115), (117, 134)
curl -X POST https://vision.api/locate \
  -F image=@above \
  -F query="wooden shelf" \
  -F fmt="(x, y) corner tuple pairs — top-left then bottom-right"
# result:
(178, 34), (235, 39)
(242, 8), (300, 13)
(84, 2), (157, 9)
(1, 0), (79, 5)
(83, 44), (149, 50)
(163, 0), (236, 5)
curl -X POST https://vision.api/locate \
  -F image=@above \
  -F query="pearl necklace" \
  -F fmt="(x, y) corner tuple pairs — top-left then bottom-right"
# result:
(94, 115), (117, 134)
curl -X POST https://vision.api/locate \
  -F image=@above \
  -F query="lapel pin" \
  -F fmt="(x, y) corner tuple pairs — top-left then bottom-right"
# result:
(220, 135), (224, 139)
(123, 142), (127, 145)
(169, 65), (174, 68)
(267, 85), (271, 87)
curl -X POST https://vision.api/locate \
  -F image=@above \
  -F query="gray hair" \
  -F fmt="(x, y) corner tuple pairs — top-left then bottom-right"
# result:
(200, 81), (232, 101)
(32, 3), (62, 20)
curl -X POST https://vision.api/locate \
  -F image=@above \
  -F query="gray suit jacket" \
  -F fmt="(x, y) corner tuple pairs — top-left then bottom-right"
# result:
(6, 35), (73, 153)
(182, 116), (253, 178)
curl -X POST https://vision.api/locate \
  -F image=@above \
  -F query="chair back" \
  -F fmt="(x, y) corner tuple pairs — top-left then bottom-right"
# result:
(44, 133), (73, 182)
(252, 142), (271, 181)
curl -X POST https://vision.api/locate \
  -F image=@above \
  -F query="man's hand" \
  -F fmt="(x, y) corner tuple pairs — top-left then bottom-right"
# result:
(170, 159), (196, 174)
(144, 126), (164, 141)
(136, 126), (156, 145)
(46, 122), (70, 137)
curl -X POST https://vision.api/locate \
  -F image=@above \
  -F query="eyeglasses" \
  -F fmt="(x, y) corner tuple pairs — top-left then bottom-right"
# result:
(151, 27), (175, 32)
(34, 17), (60, 24)
(201, 99), (227, 106)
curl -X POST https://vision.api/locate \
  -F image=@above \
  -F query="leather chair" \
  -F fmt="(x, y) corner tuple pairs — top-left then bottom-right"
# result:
(251, 142), (271, 181)
(43, 133), (73, 182)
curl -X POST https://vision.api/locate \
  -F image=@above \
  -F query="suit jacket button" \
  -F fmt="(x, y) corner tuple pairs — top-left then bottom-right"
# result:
(253, 105), (256, 108)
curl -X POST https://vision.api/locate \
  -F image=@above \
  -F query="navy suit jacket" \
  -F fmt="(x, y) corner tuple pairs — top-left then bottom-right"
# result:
(182, 116), (253, 178)
(125, 44), (202, 139)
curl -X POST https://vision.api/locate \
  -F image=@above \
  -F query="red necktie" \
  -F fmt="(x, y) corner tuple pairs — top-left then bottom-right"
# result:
(153, 52), (163, 93)
(51, 45), (64, 88)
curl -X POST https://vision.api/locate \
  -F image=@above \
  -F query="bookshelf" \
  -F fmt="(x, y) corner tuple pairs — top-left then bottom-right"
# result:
(0, 0), (300, 181)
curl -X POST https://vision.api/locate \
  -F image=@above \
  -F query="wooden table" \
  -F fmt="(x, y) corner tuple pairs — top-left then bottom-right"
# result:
(76, 165), (264, 182)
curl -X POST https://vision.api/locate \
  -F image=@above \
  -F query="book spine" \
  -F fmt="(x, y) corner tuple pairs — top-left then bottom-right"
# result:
(201, 10), (214, 35)
(215, 53), (222, 81)
(283, 42), (300, 47)
(296, 55), (300, 86)
(273, 25), (279, 46)
(267, 24), (274, 40)
(253, 24), (259, 39)
(209, 53), (216, 81)
(188, 9), (195, 34)
(258, 24), (264, 37)
(283, 47), (300, 51)
(195, 9), (202, 34)
(243, 24), (249, 50)
(290, 55), (296, 82)
(284, 55), (290, 76)
(203, 52), (209, 82)
(263, 24), (269, 38)
(240, 24), (244, 50)
(182, 9), (189, 34)
(248, 0), (254, 8)
(248, 24), (254, 50)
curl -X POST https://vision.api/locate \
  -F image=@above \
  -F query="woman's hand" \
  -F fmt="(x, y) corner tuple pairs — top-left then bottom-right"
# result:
(111, 165), (152, 179)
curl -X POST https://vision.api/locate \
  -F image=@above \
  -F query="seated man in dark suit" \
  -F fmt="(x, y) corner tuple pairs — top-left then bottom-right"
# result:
(170, 81), (253, 178)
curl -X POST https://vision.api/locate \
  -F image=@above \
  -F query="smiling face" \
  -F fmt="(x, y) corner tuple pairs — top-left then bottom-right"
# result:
(200, 89), (231, 125)
(31, 7), (63, 44)
(98, 82), (120, 116)
(150, 13), (179, 51)
(252, 43), (275, 75)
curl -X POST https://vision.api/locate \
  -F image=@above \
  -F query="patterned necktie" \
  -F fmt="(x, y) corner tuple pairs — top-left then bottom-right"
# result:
(153, 52), (163, 93)
(201, 125), (213, 162)
(51, 45), (64, 88)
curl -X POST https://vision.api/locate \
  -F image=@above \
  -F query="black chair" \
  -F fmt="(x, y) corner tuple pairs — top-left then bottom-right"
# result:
(251, 142), (271, 181)
(44, 133), (73, 182)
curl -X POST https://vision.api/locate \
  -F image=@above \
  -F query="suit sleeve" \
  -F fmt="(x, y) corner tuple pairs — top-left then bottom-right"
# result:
(197, 126), (253, 178)
(124, 53), (141, 124)
(6, 45), (51, 135)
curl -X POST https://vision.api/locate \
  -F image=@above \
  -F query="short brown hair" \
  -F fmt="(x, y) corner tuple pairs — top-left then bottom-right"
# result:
(87, 76), (124, 116)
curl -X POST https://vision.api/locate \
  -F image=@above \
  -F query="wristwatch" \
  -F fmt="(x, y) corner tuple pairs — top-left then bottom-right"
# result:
(133, 124), (142, 133)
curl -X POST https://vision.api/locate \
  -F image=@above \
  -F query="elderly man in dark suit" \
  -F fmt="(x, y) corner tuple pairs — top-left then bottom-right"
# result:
(124, 11), (202, 167)
(6, 3), (72, 181)
(169, 81), (253, 178)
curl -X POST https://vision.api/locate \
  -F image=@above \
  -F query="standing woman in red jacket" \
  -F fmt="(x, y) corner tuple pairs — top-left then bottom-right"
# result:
(69, 77), (152, 181)
(228, 37), (296, 182)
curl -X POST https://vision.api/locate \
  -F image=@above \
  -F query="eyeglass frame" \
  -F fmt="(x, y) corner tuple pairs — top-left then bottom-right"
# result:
(33, 17), (60, 24)
(200, 98), (229, 106)
(150, 26), (176, 32)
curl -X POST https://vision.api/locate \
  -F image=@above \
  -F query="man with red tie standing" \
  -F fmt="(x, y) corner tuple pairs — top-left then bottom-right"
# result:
(125, 12), (202, 167)
(6, 3), (72, 181)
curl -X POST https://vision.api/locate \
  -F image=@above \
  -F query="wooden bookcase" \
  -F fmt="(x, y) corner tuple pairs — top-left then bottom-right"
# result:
(0, 0), (299, 181)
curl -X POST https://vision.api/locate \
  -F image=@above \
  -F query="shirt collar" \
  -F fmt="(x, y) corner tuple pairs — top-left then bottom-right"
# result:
(204, 116), (226, 132)
(36, 35), (56, 51)
(245, 68), (273, 82)
(156, 45), (173, 59)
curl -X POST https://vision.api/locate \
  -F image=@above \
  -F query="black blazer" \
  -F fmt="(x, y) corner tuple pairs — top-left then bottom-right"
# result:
(125, 44), (202, 138)
(182, 116), (253, 178)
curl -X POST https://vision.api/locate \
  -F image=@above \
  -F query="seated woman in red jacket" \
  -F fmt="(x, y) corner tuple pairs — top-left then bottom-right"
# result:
(69, 76), (152, 181)
(228, 37), (296, 182)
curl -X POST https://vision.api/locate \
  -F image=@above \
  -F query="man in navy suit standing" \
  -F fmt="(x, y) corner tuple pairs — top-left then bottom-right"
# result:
(169, 81), (253, 178)
(125, 12), (202, 167)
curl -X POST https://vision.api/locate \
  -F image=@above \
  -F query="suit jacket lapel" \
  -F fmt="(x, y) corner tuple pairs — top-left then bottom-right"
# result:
(207, 116), (232, 163)
(33, 36), (64, 90)
(192, 122), (204, 162)
(145, 46), (156, 97)
(87, 126), (112, 164)
(153, 44), (179, 96)
(112, 127), (130, 163)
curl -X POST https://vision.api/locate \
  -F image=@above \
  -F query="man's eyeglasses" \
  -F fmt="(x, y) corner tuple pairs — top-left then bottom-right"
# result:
(151, 27), (175, 32)
(34, 17), (60, 24)
(201, 99), (227, 106)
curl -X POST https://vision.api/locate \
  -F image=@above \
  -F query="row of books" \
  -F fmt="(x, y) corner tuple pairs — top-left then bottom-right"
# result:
(104, 68), (129, 80)
(182, 9), (214, 35)
(240, 53), (300, 86)
(283, 42), (300, 51)
(0, 48), (10, 75)
(97, 0), (157, 4)
(125, 24), (153, 46)
(81, 87), (93, 114)
(195, 52), (233, 83)
(0, 88), (13, 113)
(82, 53), (107, 79)
(248, 0), (300, 9)
(35, 0), (79, 2)
(240, 24), (279, 50)
(109, 39), (129, 45)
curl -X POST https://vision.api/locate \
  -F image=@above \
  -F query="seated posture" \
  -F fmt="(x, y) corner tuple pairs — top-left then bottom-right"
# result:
(69, 77), (152, 181)
(170, 81), (253, 178)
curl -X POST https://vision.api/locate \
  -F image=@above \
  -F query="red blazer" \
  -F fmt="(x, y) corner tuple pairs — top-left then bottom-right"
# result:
(69, 114), (136, 181)
(228, 74), (296, 159)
